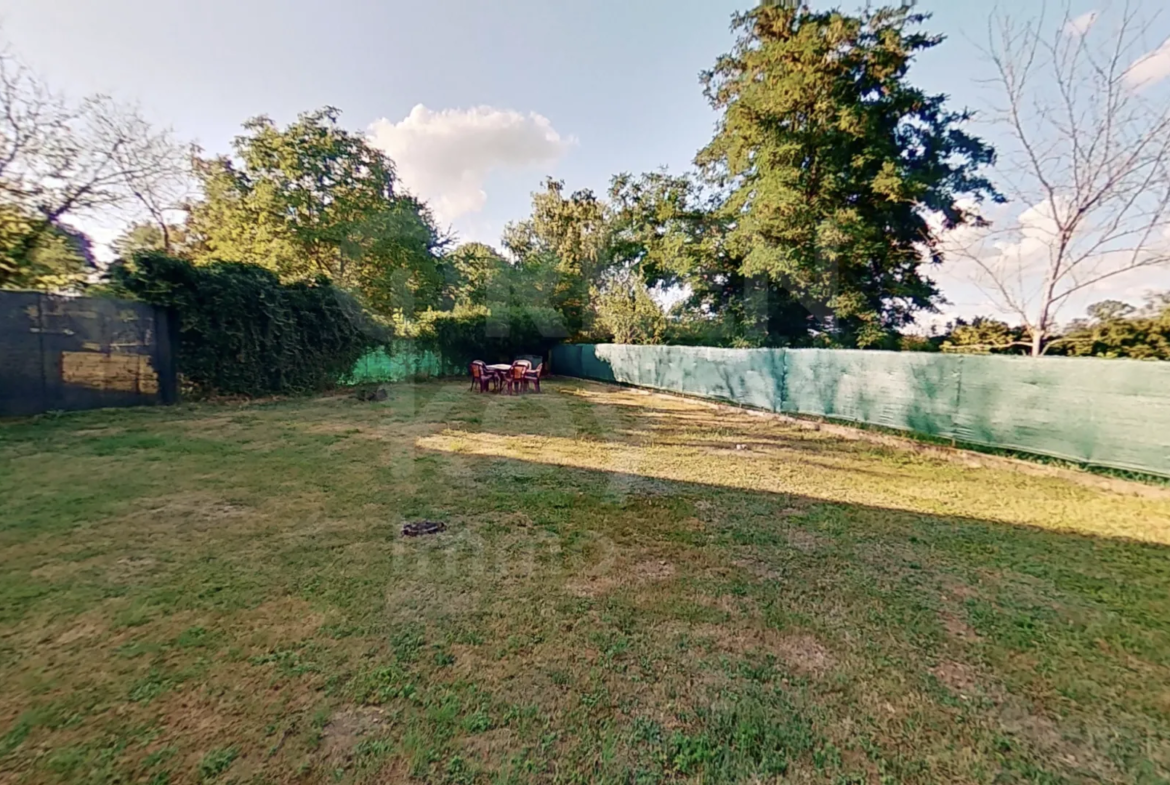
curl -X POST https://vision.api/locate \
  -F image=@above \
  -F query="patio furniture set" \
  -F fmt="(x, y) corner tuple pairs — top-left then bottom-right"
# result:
(469, 359), (543, 394)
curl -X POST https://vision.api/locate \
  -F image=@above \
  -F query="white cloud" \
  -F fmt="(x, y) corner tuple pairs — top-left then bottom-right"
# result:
(936, 196), (1170, 325)
(367, 105), (575, 225)
(990, 197), (1065, 266)
(1124, 37), (1170, 90)
(1063, 10), (1098, 37)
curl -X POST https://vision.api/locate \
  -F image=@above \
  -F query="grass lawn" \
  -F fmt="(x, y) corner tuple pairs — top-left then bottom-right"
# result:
(2, 379), (1169, 784)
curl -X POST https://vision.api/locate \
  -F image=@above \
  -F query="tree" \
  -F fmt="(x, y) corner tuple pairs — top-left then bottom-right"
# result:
(1059, 293), (1170, 359)
(1085, 300), (1136, 324)
(443, 241), (509, 308)
(594, 268), (666, 345)
(187, 107), (447, 316)
(939, 316), (1029, 354)
(610, 171), (814, 347)
(113, 220), (192, 260)
(121, 156), (197, 256)
(113, 223), (166, 259)
(0, 42), (187, 285)
(502, 178), (616, 338)
(946, 6), (1170, 356)
(0, 205), (93, 289)
(697, 3), (999, 347)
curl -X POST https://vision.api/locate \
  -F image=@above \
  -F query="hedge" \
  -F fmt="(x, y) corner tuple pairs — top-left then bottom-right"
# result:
(410, 306), (567, 368)
(108, 254), (383, 397)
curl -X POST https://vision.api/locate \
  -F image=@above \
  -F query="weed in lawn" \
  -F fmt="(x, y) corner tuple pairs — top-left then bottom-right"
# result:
(198, 746), (238, 780)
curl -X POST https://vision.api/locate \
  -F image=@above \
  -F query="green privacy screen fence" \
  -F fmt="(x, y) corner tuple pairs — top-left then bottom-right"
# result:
(342, 344), (461, 385)
(551, 344), (1170, 478)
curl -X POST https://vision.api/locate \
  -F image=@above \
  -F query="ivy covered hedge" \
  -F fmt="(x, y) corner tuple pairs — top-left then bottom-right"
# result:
(411, 306), (567, 368)
(108, 254), (383, 397)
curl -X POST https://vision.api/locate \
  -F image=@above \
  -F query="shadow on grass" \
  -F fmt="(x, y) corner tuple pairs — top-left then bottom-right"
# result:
(382, 440), (1170, 783)
(366, 382), (1170, 780)
(558, 344), (1170, 485)
(1, 380), (1168, 784)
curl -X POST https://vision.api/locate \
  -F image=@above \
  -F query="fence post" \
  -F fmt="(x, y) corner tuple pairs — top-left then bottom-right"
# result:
(35, 294), (50, 413)
(156, 306), (180, 405)
(779, 348), (789, 414)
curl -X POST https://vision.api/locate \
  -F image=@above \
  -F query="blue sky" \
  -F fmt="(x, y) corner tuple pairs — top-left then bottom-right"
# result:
(3, 0), (1169, 327)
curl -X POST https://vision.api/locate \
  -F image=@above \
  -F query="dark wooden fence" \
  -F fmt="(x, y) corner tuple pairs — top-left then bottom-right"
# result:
(0, 291), (178, 417)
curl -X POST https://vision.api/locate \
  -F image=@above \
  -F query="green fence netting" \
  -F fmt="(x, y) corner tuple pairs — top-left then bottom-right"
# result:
(342, 344), (460, 385)
(552, 344), (1170, 478)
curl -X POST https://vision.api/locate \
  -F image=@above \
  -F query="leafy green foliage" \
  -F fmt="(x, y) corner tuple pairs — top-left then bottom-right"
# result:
(438, 241), (566, 314)
(198, 746), (238, 780)
(609, 172), (713, 293)
(407, 235), (574, 364)
(112, 221), (192, 260)
(938, 295), (1170, 359)
(112, 222), (167, 258)
(1059, 295), (1170, 360)
(696, 3), (999, 347)
(503, 179), (616, 339)
(610, 172), (814, 348)
(594, 269), (665, 345)
(108, 253), (381, 396)
(412, 305), (566, 366)
(940, 317), (1029, 355)
(442, 242), (509, 309)
(0, 206), (94, 291)
(898, 333), (941, 353)
(187, 107), (447, 317)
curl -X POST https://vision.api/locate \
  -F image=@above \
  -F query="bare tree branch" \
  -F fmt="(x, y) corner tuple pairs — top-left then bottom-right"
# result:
(949, 3), (1170, 355)
(0, 38), (191, 272)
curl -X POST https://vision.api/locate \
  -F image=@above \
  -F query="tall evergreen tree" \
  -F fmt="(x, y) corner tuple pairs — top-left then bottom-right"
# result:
(698, 3), (1000, 346)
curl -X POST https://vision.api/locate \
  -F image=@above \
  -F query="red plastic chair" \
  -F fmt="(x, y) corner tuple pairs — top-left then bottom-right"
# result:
(469, 361), (493, 392)
(504, 360), (530, 395)
(522, 362), (543, 393)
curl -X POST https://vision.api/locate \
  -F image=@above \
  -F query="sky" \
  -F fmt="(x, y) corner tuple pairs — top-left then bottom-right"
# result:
(3, 0), (1170, 330)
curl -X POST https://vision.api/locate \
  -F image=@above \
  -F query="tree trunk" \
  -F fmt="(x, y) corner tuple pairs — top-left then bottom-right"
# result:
(1030, 330), (1044, 357)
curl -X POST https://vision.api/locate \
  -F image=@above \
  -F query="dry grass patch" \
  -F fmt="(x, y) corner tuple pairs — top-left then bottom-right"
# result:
(1, 379), (1168, 784)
